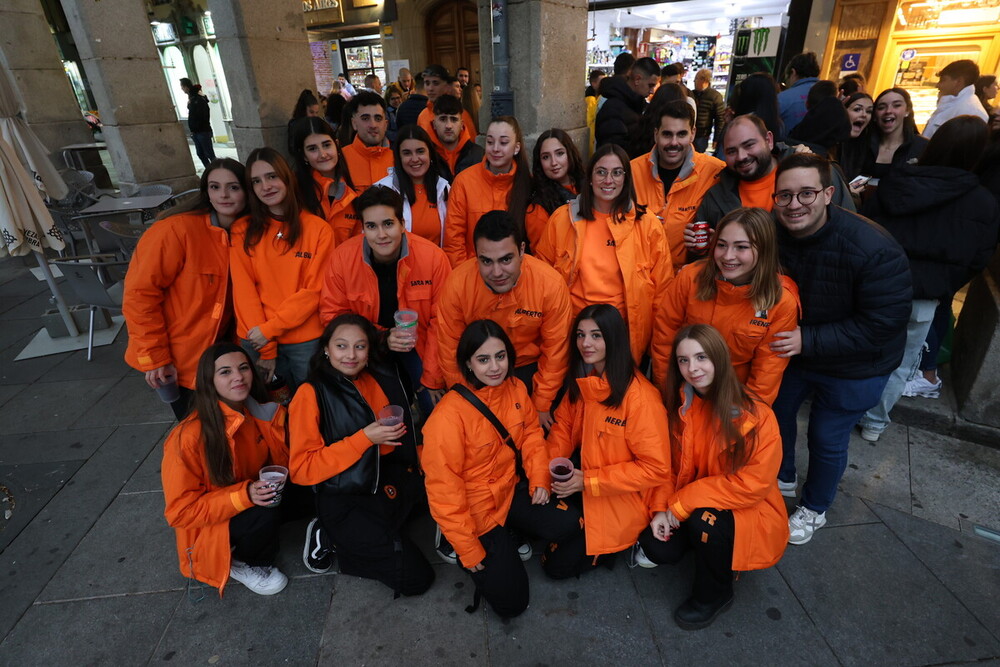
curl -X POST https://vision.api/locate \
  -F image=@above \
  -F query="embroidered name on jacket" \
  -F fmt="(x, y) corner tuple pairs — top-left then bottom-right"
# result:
(410, 279), (433, 286)
(605, 416), (627, 427)
(295, 251), (313, 259)
(750, 309), (770, 327)
(515, 308), (543, 318)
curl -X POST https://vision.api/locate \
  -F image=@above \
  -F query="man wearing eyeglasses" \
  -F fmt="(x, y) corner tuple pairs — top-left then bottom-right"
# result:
(767, 152), (911, 547)
(341, 91), (394, 193)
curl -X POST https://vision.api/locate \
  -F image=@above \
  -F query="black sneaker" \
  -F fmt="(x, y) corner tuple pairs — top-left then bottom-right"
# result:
(303, 518), (335, 574)
(434, 524), (457, 564)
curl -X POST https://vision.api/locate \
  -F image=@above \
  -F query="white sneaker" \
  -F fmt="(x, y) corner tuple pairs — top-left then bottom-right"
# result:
(517, 541), (533, 562)
(860, 426), (881, 442)
(777, 475), (797, 498)
(230, 559), (288, 595)
(902, 376), (941, 398)
(626, 543), (657, 569)
(788, 506), (827, 545)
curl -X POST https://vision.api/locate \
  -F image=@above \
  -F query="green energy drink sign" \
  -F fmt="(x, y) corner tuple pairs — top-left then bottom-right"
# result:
(728, 25), (785, 100)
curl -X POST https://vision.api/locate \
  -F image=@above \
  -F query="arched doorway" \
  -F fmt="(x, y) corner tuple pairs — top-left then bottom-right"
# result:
(425, 0), (480, 84)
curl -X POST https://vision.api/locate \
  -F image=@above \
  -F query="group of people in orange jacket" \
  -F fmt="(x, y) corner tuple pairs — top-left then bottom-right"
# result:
(126, 94), (799, 630)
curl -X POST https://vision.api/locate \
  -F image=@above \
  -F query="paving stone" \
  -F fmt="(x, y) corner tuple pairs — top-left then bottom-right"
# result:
(0, 461), (82, 552)
(869, 501), (1000, 640)
(0, 426), (114, 465)
(0, 591), (181, 664)
(70, 374), (175, 428)
(0, 383), (25, 409)
(485, 563), (661, 666)
(0, 377), (119, 434)
(119, 435), (166, 494)
(317, 563), (486, 664)
(0, 318), (43, 354)
(776, 522), (1000, 666)
(633, 558), (838, 665)
(1, 289), (59, 320)
(41, 338), (132, 383)
(0, 423), (161, 637)
(908, 428), (1000, 532)
(0, 335), (68, 385)
(39, 492), (179, 601)
(839, 424), (912, 515)
(156, 574), (335, 664)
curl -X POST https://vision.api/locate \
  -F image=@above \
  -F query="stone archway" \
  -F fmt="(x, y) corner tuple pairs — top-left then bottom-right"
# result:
(425, 0), (481, 83)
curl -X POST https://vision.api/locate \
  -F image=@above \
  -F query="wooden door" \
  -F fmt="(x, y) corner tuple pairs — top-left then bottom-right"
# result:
(425, 0), (481, 83)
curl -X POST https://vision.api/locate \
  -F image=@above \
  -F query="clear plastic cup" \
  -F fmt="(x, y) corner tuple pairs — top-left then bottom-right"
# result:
(259, 465), (288, 507)
(154, 377), (180, 404)
(378, 405), (405, 426)
(393, 310), (418, 343)
(549, 457), (575, 483)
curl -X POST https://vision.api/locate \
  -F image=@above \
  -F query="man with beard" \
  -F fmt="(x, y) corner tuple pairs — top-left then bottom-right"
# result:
(631, 100), (724, 271)
(695, 115), (855, 233)
(429, 94), (484, 182)
(341, 91), (394, 193)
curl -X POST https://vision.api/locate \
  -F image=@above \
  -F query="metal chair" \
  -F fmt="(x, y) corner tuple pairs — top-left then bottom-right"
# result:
(52, 254), (127, 360)
(71, 210), (144, 258)
(133, 184), (174, 221)
(54, 169), (99, 208)
(98, 219), (145, 260)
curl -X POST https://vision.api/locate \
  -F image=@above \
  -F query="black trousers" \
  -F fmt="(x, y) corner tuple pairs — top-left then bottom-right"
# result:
(229, 505), (281, 567)
(466, 484), (582, 617)
(638, 507), (735, 604)
(316, 464), (434, 597)
(169, 387), (194, 421)
(540, 496), (619, 580)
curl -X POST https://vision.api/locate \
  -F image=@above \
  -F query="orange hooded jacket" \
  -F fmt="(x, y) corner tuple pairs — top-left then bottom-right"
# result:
(418, 103), (477, 169)
(341, 136), (394, 193)
(547, 373), (672, 555)
(650, 387), (788, 571)
(535, 198), (673, 363)
(229, 213), (333, 360)
(311, 171), (360, 245)
(319, 232), (452, 389)
(162, 399), (288, 595)
(123, 212), (230, 389)
(436, 255), (572, 413)
(630, 148), (725, 271)
(649, 261), (800, 403)
(422, 378), (550, 568)
(443, 161), (519, 267)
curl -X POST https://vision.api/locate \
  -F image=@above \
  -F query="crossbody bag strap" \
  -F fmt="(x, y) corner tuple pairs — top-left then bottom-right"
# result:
(452, 384), (525, 479)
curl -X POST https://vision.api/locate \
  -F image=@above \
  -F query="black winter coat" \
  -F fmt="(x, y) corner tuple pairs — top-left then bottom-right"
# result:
(862, 164), (1000, 301)
(396, 94), (428, 131)
(187, 92), (212, 134)
(595, 76), (647, 155)
(437, 139), (485, 183)
(778, 205), (912, 378)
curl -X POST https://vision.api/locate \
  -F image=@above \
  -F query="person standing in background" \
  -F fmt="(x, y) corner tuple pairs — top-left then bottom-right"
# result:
(693, 68), (725, 154)
(180, 77), (216, 168)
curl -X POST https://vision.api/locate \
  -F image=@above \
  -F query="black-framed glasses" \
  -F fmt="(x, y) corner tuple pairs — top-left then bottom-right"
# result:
(773, 190), (821, 207)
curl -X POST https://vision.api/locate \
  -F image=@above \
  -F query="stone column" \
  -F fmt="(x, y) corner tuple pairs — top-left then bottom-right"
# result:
(208, 0), (316, 160)
(952, 256), (1000, 429)
(0, 0), (93, 160)
(59, 0), (197, 194)
(477, 0), (589, 151)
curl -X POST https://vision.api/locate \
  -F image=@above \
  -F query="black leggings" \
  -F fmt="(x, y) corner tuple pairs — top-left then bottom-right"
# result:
(466, 485), (583, 618)
(638, 507), (735, 604)
(229, 504), (281, 566)
(316, 465), (434, 597)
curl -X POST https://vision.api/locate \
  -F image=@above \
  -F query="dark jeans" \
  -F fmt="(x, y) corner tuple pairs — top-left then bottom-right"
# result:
(316, 463), (434, 597)
(229, 504), (281, 566)
(638, 508), (735, 604)
(773, 364), (890, 513)
(192, 131), (216, 167)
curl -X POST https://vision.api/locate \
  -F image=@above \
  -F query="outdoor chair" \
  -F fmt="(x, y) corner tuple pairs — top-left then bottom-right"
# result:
(98, 219), (145, 260)
(52, 254), (127, 361)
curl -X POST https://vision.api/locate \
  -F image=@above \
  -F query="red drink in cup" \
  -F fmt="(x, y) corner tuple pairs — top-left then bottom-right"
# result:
(378, 405), (405, 426)
(259, 465), (288, 507)
(549, 457), (575, 482)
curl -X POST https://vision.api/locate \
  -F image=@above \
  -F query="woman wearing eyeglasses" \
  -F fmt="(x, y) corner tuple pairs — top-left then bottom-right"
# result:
(535, 143), (672, 364)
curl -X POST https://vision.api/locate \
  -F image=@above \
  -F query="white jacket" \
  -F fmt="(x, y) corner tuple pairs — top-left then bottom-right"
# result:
(922, 85), (988, 138)
(375, 170), (450, 246)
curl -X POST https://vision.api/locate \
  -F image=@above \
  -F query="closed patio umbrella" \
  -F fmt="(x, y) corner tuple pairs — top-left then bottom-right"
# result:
(0, 134), (79, 336)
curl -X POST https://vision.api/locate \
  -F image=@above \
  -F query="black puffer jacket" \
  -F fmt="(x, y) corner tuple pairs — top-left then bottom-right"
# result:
(187, 92), (212, 134)
(862, 164), (1000, 301)
(778, 205), (912, 378)
(437, 139), (485, 183)
(595, 76), (647, 154)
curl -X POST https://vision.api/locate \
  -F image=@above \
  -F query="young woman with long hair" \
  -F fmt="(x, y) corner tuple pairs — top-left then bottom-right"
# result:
(162, 343), (290, 596)
(636, 324), (787, 630)
(650, 207), (799, 404)
(373, 124), (451, 246)
(422, 319), (583, 617)
(861, 88), (928, 183)
(230, 147), (334, 390)
(442, 115), (532, 267)
(535, 143), (671, 364)
(524, 128), (585, 250)
(544, 305), (671, 578)
(288, 314), (434, 596)
(289, 116), (359, 245)
(837, 91), (875, 191)
(124, 158), (248, 420)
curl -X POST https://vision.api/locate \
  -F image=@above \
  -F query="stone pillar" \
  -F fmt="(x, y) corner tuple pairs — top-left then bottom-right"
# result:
(208, 0), (316, 160)
(952, 257), (1000, 429)
(0, 0), (93, 160)
(59, 0), (197, 194)
(477, 0), (589, 152)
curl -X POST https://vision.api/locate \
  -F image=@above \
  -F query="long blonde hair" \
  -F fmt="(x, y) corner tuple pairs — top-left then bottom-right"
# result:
(696, 207), (783, 312)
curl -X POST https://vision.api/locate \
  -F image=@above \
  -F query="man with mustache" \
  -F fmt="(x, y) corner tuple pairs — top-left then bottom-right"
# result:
(694, 115), (855, 238)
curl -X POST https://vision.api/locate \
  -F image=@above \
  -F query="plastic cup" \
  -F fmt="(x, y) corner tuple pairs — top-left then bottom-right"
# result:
(549, 457), (575, 483)
(393, 310), (418, 343)
(378, 405), (405, 426)
(259, 465), (288, 507)
(154, 377), (180, 404)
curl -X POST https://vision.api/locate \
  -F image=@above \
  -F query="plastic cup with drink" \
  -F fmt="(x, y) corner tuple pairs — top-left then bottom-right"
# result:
(393, 310), (418, 350)
(378, 405), (405, 427)
(153, 373), (180, 404)
(258, 465), (288, 507)
(549, 457), (575, 483)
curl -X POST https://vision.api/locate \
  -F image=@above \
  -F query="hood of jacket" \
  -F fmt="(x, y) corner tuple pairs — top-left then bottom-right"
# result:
(600, 75), (647, 112)
(876, 163), (982, 215)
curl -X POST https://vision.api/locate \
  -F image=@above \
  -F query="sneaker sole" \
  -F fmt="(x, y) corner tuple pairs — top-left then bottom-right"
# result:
(788, 519), (827, 545)
(860, 431), (881, 443)
(231, 573), (288, 595)
(303, 519), (333, 574)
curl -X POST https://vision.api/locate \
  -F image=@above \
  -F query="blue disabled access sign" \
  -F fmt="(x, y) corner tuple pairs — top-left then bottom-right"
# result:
(841, 53), (860, 71)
